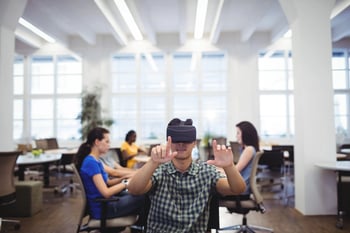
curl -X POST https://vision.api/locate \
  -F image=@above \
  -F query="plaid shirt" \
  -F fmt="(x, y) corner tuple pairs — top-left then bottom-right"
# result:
(147, 161), (222, 233)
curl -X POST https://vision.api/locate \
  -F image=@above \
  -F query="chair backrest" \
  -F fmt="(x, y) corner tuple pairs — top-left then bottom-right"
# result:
(71, 163), (88, 231)
(271, 145), (294, 162)
(0, 151), (21, 201)
(115, 147), (126, 167)
(259, 149), (284, 170)
(229, 141), (241, 164)
(46, 138), (59, 150)
(213, 137), (227, 146)
(60, 153), (76, 172)
(250, 151), (264, 204)
(35, 138), (59, 150)
(35, 139), (49, 150)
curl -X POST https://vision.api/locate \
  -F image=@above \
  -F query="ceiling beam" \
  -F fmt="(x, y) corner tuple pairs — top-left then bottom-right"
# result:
(129, 0), (156, 45)
(95, 0), (128, 45)
(178, 0), (187, 45)
(209, 0), (225, 44)
(241, 0), (275, 42)
(331, 0), (350, 19)
(332, 21), (350, 42)
(15, 26), (45, 48)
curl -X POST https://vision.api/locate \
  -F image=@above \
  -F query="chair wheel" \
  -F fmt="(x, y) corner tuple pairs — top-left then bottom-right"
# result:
(336, 219), (343, 229)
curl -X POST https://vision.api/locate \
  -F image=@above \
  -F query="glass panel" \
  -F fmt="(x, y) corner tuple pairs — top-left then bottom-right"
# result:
(111, 95), (137, 119)
(202, 52), (226, 71)
(201, 96), (226, 137)
(14, 76), (24, 95)
(57, 74), (82, 94)
(139, 118), (166, 140)
(140, 54), (165, 72)
(57, 98), (81, 119)
(259, 71), (287, 90)
(140, 96), (165, 117)
(13, 120), (23, 140)
(332, 70), (347, 89)
(31, 75), (54, 94)
(111, 119), (137, 142)
(57, 55), (82, 74)
(31, 99), (54, 119)
(201, 72), (226, 91)
(332, 51), (346, 69)
(57, 119), (81, 140)
(258, 52), (285, 70)
(112, 73), (137, 92)
(31, 120), (54, 138)
(260, 95), (287, 137)
(173, 72), (197, 91)
(31, 56), (54, 75)
(173, 95), (199, 120)
(13, 99), (23, 119)
(140, 72), (166, 91)
(112, 54), (136, 72)
(14, 57), (24, 76)
(173, 53), (192, 72)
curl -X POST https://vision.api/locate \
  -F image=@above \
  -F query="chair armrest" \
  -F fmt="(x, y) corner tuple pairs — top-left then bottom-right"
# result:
(94, 197), (120, 230)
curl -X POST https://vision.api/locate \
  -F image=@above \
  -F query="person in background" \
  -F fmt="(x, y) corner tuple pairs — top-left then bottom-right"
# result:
(121, 130), (147, 168)
(234, 121), (260, 195)
(75, 127), (144, 220)
(100, 151), (137, 184)
(127, 118), (246, 233)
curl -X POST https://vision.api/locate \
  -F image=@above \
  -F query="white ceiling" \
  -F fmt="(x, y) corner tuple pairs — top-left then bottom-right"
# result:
(15, 0), (350, 54)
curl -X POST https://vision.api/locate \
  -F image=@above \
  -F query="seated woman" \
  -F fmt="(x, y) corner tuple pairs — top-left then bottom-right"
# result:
(75, 127), (144, 219)
(233, 121), (260, 197)
(120, 130), (146, 168)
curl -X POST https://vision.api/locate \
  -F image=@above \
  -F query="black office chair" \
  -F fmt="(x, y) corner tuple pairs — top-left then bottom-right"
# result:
(72, 164), (139, 233)
(215, 151), (273, 233)
(258, 149), (285, 192)
(53, 152), (77, 196)
(229, 141), (242, 164)
(0, 151), (21, 231)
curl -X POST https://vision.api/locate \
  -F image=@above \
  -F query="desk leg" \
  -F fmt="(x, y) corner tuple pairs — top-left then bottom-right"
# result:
(336, 172), (344, 229)
(43, 163), (50, 188)
(18, 165), (25, 181)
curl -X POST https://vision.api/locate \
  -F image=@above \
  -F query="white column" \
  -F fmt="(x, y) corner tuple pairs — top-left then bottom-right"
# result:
(279, 0), (337, 215)
(0, 0), (27, 150)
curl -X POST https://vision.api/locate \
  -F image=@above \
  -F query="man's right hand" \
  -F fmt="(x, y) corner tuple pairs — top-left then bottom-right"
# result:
(151, 136), (177, 164)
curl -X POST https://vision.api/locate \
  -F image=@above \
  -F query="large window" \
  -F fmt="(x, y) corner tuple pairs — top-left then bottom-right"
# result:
(258, 51), (294, 138)
(13, 55), (82, 141)
(111, 51), (228, 141)
(333, 50), (350, 140)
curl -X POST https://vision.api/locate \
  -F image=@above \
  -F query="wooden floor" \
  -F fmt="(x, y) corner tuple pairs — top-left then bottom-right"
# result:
(1, 176), (349, 233)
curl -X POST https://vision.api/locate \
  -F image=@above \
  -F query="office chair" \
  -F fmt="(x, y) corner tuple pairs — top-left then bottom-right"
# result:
(53, 152), (77, 196)
(72, 164), (139, 233)
(258, 149), (285, 192)
(216, 151), (273, 233)
(0, 151), (21, 231)
(229, 141), (242, 164)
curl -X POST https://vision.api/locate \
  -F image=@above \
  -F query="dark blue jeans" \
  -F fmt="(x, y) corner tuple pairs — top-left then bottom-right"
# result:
(107, 190), (145, 218)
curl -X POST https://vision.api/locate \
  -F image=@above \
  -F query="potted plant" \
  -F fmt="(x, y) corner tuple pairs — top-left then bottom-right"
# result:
(77, 86), (114, 140)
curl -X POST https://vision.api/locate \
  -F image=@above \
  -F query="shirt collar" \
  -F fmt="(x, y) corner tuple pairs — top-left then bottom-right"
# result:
(165, 161), (200, 176)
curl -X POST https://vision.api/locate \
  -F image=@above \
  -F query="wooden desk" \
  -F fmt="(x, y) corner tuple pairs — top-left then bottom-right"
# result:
(316, 161), (350, 229)
(17, 153), (62, 187)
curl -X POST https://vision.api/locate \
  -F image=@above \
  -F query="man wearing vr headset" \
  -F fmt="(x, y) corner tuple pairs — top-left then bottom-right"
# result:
(128, 118), (246, 233)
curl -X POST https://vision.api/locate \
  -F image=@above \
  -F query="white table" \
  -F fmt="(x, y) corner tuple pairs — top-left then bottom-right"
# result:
(315, 161), (350, 229)
(340, 148), (350, 154)
(17, 153), (62, 187)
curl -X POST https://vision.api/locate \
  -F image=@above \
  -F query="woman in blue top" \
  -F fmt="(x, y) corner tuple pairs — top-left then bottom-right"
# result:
(235, 121), (260, 195)
(75, 127), (144, 219)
